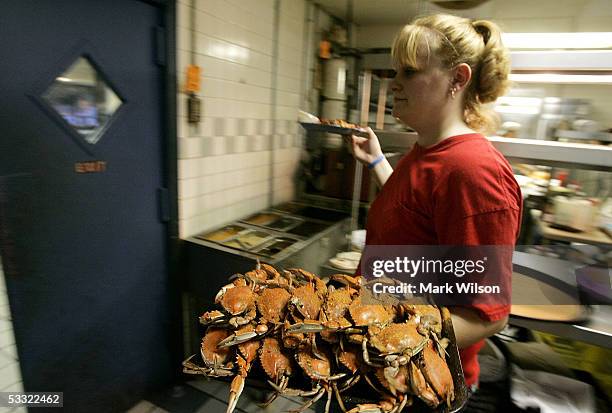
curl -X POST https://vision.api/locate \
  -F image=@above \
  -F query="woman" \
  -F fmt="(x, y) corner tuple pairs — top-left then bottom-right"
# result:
(347, 14), (522, 391)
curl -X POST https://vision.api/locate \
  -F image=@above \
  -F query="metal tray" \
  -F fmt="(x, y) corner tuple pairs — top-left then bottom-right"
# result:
(300, 122), (369, 137)
(252, 237), (299, 257)
(241, 212), (303, 232)
(241, 212), (283, 227)
(220, 229), (272, 251)
(190, 307), (468, 413)
(194, 224), (248, 243)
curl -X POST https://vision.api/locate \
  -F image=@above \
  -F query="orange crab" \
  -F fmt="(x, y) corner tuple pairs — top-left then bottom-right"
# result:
(182, 327), (233, 377)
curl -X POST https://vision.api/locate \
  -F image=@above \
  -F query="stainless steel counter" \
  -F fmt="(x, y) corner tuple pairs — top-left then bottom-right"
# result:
(510, 305), (612, 348)
(182, 205), (350, 357)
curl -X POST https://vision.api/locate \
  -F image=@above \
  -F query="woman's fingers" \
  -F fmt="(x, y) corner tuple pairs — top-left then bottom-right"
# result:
(351, 135), (369, 145)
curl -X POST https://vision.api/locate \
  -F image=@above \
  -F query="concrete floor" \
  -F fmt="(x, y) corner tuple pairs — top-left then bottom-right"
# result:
(126, 379), (319, 413)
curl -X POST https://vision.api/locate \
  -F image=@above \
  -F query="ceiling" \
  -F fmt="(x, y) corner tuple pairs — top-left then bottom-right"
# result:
(314, 0), (611, 25)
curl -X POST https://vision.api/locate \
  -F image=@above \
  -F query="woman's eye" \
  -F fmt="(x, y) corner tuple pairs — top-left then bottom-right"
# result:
(403, 68), (417, 76)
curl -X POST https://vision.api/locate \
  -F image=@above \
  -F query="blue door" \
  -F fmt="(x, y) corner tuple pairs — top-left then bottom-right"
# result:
(0, 1), (177, 411)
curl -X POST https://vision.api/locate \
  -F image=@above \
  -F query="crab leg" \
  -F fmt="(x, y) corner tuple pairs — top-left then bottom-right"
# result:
(306, 370), (346, 381)
(333, 382), (348, 412)
(339, 375), (361, 392)
(323, 385), (333, 413)
(182, 355), (234, 377)
(267, 380), (321, 397)
(259, 375), (290, 407)
(288, 387), (326, 413)
(361, 337), (383, 367)
(363, 374), (388, 396)
(391, 395), (409, 413)
(225, 374), (244, 413)
(310, 334), (328, 361)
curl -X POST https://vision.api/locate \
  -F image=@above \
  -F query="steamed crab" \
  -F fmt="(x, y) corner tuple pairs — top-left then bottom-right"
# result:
(184, 264), (457, 413)
(292, 346), (348, 413)
(199, 276), (257, 328)
(409, 341), (455, 408)
(182, 327), (234, 377)
(259, 337), (295, 407)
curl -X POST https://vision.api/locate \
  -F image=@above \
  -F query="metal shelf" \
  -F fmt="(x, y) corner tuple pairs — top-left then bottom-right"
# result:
(488, 136), (612, 171)
(556, 130), (612, 143)
(374, 131), (612, 170)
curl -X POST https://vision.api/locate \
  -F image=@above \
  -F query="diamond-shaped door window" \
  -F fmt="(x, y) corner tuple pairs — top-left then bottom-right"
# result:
(42, 56), (122, 145)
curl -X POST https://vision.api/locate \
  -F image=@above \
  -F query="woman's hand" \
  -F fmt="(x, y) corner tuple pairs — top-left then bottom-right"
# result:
(345, 127), (383, 165)
(345, 127), (393, 187)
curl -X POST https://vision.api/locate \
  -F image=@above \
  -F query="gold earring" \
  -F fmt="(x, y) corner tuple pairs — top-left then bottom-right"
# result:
(450, 87), (456, 98)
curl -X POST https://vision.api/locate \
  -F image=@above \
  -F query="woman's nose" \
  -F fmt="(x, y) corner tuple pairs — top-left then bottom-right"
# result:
(390, 77), (401, 92)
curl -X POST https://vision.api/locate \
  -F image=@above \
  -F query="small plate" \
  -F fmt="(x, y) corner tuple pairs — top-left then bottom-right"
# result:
(300, 122), (369, 137)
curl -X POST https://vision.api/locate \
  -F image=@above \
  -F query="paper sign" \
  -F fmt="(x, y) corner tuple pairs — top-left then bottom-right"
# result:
(185, 64), (201, 93)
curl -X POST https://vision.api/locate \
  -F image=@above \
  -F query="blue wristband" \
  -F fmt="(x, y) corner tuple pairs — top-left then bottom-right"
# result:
(368, 154), (385, 170)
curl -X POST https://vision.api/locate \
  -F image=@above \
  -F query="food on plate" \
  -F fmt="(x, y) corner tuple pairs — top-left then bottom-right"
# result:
(320, 118), (363, 130)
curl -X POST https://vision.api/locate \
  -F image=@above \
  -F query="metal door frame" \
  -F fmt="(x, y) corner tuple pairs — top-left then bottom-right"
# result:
(152, 0), (183, 380)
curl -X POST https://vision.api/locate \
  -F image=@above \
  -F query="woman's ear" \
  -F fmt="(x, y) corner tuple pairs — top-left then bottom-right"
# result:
(452, 63), (472, 92)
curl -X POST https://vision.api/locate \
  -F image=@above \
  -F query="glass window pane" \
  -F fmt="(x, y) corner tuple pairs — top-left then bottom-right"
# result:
(42, 56), (122, 144)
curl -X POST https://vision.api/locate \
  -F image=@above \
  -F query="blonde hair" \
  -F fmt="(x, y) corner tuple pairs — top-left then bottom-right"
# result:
(391, 14), (510, 134)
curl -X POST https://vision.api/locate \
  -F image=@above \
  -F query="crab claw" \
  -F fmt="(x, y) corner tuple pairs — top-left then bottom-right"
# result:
(330, 274), (364, 289)
(199, 310), (225, 325)
(217, 331), (258, 348)
(226, 374), (245, 413)
(408, 361), (439, 408)
(286, 320), (326, 334)
(345, 404), (384, 413)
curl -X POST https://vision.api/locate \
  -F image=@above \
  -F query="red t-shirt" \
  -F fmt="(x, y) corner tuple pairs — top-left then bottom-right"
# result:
(363, 133), (522, 386)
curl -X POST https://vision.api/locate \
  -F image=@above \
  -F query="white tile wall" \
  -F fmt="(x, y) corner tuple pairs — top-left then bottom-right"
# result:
(0, 259), (24, 395)
(177, 0), (311, 238)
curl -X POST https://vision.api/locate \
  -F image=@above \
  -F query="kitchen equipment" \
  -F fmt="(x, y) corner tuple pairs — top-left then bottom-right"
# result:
(535, 97), (591, 140)
(240, 212), (302, 231)
(510, 271), (589, 322)
(323, 58), (347, 100)
(221, 229), (270, 250)
(552, 196), (598, 232)
(195, 224), (246, 242)
(286, 220), (331, 237)
(186, 206), (350, 302)
(242, 212), (280, 226)
(328, 250), (361, 271)
(253, 237), (298, 257)
(298, 110), (320, 124)
(272, 202), (350, 222)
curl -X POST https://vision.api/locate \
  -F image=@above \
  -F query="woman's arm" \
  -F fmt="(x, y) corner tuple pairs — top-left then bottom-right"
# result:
(449, 306), (508, 349)
(369, 156), (394, 188)
(346, 128), (393, 187)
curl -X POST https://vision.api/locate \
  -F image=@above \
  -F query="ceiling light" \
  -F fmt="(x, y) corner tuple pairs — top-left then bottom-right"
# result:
(509, 73), (612, 84)
(496, 97), (542, 106)
(502, 32), (612, 49)
(494, 106), (541, 115)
